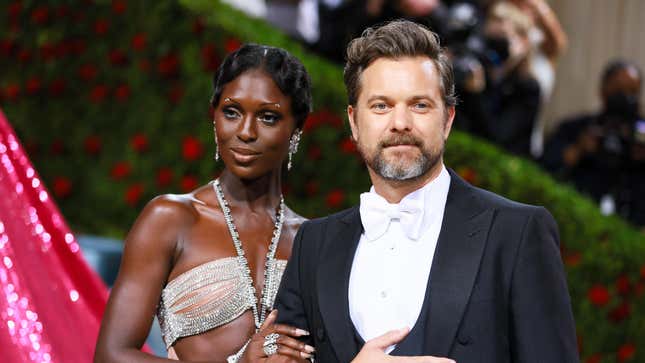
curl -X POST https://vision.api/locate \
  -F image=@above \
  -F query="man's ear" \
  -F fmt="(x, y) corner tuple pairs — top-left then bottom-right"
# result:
(443, 105), (456, 140)
(347, 105), (359, 141)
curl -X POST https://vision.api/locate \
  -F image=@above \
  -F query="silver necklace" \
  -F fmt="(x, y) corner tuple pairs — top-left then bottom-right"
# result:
(213, 179), (285, 329)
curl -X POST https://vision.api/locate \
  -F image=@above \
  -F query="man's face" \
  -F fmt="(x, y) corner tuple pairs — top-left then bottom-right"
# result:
(347, 56), (455, 182)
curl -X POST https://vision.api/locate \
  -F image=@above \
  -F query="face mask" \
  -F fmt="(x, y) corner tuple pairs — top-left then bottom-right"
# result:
(605, 92), (639, 119)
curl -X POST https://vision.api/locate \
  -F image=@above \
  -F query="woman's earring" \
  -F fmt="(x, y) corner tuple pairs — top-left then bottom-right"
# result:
(287, 129), (302, 171)
(214, 122), (220, 162)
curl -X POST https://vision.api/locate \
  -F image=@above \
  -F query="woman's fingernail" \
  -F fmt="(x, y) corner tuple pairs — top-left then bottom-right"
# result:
(304, 345), (315, 353)
(300, 352), (313, 359)
(296, 328), (310, 336)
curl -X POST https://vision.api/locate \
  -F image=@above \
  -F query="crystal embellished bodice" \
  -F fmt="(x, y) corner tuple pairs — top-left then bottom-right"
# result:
(156, 256), (288, 348)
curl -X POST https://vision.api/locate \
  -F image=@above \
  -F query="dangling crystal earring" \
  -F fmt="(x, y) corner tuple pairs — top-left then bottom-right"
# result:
(214, 122), (220, 162)
(287, 129), (302, 171)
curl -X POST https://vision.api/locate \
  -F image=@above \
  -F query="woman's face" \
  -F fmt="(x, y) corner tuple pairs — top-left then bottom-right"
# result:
(214, 69), (297, 180)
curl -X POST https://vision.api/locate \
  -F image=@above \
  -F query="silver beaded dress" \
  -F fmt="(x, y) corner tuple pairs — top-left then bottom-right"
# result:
(156, 256), (288, 350)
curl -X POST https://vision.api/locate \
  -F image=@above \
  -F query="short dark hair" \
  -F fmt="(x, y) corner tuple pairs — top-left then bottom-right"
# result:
(343, 20), (457, 107)
(601, 59), (642, 88)
(211, 44), (312, 129)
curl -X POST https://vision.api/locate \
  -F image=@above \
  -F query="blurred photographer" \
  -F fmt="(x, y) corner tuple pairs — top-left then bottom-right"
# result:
(542, 60), (645, 227)
(452, 1), (542, 157)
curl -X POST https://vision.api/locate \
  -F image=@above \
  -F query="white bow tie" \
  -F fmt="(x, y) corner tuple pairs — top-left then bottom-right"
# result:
(359, 192), (425, 241)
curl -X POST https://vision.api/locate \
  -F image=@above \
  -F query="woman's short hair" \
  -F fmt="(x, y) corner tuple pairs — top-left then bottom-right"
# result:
(343, 20), (457, 107)
(211, 44), (312, 129)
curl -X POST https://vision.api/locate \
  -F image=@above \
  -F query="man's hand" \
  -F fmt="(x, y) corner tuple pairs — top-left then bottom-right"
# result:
(351, 328), (457, 363)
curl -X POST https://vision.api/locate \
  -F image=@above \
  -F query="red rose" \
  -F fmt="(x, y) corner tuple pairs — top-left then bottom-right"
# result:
(25, 77), (41, 95)
(114, 84), (130, 102)
(53, 177), (72, 198)
(192, 17), (205, 35)
(617, 343), (636, 362)
(30, 6), (49, 25)
(584, 354), (601, 363)
(201, 44), (220, 71)
(340, 137), (357, 154)
(157, 53), (179, 78)
(640, 265), (645, 280)
(587, 285), (610, 307)
(564, 252), (581, 267)
(307, 146), (321, 160)
(168, 84), (184, 104)
(156, 168), (173, 187)
(4, 83), (20, 101)
(110, 161), (132, 180)
(83, 135), (101, 155)
(305, 181), (319, 196)
(458, 167), (478, 185)
(304, 112), (323, 132)
(225, 38), (242, 53)
(326, 189), (345, 209)
(180, 175), (199, 192)
(131, 33), (146, 51)
(17, 48), (31, 63)
(48, 78), (66, 96)
(108, 49), (128, 66)
(616, 275), (631, 296)
(93, 19), (109, 35)
(40, 42), (57, 62)
(8, 2), (22, 19)
(125, 183), (144, 206)
(0, 39), (14, 57)
(69, 38), (86, 56)
(50, 139), (65, 155)
(78, 64), (98, 81)
(89, 85), (108, 103)
(608, 301), (631, 323)
(130, 133), (148, 153)
(634, 282), (644, 297)
(182, 136), (203, 161)
(56, 5), (70, 19)
(111, 0), (126, 14)
(323, 110), (343, 129)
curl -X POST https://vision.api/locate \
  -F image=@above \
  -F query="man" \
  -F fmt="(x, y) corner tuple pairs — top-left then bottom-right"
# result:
(542, 60), (644, 225)
(274, 20), (579, 362)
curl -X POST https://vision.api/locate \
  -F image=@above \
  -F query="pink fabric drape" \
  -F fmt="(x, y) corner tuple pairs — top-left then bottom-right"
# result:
(0, 108), (109, 362)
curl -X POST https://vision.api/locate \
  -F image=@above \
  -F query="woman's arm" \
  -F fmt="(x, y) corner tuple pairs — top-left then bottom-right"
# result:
(94, 195), (198, 363)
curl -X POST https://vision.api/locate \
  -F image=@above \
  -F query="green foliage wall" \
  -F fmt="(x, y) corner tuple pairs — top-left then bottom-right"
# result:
(1, 0), (644, 360)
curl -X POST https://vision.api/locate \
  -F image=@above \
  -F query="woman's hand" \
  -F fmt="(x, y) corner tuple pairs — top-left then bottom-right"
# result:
(239, 310), (314, 363)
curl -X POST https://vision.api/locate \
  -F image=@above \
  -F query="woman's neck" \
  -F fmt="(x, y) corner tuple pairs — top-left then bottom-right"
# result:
(217, 169), (283, 212)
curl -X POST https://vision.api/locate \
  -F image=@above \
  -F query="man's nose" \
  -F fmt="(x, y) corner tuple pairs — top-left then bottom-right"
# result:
(390, 104), (413, 132)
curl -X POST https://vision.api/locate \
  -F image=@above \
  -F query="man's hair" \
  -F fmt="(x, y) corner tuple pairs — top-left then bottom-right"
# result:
(343, 20), (457, 107)
(601, 59), (642, 89)
(211, 43), (312, 129)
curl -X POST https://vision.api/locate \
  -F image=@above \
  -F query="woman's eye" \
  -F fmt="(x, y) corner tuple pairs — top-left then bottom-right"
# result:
(222, 108), (240, 119)
(259, 113), (280, 124)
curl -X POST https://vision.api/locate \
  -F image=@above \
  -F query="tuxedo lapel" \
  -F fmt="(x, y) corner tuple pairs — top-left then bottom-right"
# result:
(317, 207), (362, 363)
(423, 171), (494, 356)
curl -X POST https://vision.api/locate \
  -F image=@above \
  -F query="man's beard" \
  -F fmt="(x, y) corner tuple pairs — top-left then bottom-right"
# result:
(358, 133), (443, 181)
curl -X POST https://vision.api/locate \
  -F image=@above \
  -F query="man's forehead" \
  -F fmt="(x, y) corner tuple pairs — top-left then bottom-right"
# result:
(359, 56), (441, 98)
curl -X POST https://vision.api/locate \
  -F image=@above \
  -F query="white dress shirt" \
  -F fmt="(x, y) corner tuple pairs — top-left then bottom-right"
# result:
(349, 165), (450, 353)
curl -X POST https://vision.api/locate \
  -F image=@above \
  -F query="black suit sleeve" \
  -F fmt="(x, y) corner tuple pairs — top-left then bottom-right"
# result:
(509, 207), (579, 362)
(275, 221), (313, 345)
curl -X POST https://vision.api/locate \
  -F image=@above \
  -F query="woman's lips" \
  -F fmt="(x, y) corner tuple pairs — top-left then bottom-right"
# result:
(230, 147), (261, 163)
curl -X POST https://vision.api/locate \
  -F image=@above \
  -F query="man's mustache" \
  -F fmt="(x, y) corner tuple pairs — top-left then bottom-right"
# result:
(379, 134), (423, 148)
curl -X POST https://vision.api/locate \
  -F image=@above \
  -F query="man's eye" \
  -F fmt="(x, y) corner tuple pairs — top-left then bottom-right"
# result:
(259, 113), (280, 124)
(371, 103), (388, 111)
(222, 108), (240, 119)
(414, 103), (429, 110)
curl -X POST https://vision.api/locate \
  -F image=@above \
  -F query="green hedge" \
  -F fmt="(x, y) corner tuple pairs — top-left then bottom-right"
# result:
(1, 0), (643, 361)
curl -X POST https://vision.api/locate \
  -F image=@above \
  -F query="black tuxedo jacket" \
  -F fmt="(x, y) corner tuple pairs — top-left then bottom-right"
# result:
(275, 170), (579, 363)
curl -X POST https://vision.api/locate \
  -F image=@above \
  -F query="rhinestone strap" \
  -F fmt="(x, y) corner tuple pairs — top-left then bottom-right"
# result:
(213, 179), (285, 330)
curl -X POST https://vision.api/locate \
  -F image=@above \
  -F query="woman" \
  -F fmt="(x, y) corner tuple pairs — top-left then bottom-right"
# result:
(95, 44), (314, 363)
